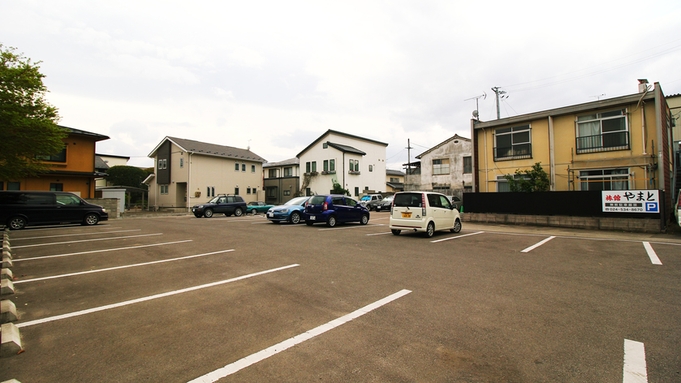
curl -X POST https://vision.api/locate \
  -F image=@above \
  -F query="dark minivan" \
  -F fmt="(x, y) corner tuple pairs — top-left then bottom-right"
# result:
(0, 191), (109, 230)
(304, 194), (370, 227)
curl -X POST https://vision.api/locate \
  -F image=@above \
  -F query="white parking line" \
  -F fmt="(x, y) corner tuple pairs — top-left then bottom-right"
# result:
(430, 231), (484, 243)
(642, 242), (662, 265)
(16, 264), (300, 328)
(15, 249), (235, 284)
(13, 233), (163, 248)
(366, 231), (393, 236)
(187, 289), (412, 383)
(521, 236), (556, 253)
(11, 229), (142, 241)
(317, 224), (384, 231)
(623, 339), (648, 383)
(13, 240), (193, 262)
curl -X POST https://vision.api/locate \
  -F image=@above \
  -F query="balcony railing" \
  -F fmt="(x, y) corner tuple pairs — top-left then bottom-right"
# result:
(576, 131), (629, 154)
(494, 144), (532, 160)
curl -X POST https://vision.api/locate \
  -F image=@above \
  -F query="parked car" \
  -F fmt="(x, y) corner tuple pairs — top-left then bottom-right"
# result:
(266, 196), (310, 224)
(389, 191), (462, 237)
(375, 195), (394, 211)
(247, 201), (274, 215)
(191, 195), (246, 218)
(359, 194), (383, 211)
(304, 194), (370, 227)
(676, 189), (681, 228)
(0, 190), (108, 230)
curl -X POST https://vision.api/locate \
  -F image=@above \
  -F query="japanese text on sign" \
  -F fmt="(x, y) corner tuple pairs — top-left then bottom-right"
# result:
(601, 190), (659, 213)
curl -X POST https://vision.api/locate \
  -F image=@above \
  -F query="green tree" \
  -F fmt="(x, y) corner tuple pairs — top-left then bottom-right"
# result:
(106, 165), (149, 189)
(0, 45), (67, 181)
(504, 162), (550, 192)
(331, 181), (350, 196)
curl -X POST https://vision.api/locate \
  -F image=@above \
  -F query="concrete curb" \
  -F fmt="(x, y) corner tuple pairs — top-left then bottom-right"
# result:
(1, 229), (21, 362)
(0, 323), (23, 357)
(1, 300), (17, 323)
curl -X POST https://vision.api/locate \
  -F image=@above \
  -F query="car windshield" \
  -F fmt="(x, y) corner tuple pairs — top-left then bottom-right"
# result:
(284, 197), (308, 206)
(207, 196), (220, 203)
(360, 196), (371, 201)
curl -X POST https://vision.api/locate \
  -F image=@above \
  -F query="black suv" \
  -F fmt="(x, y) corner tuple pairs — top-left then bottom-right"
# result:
(192, 195), (247, 218)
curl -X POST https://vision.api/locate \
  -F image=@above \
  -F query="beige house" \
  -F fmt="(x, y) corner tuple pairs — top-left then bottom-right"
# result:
(146, 137), (266, 210)
(263, 158), (301, 205)
(405, 134), (473, 197)
(297, 130), (388, 197)
(385, 169), (405, 193)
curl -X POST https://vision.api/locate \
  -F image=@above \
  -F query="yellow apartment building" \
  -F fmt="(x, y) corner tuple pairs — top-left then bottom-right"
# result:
(471, 81), (674, 215)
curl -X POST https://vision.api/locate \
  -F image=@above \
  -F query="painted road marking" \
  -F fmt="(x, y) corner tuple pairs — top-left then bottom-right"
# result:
(187, 289), (412, 383)
(521, 236), (556, 253)
(16, 264), (300, 328)
(430, 231), (484, 243)
(642, 242), (662, 265)
(623, 339), (648, 383)
(15, 249), (235, 284)
(318, 224), (385, 231)
(13, 240), (193, 262)
(11, 229), (141, 241)
(12, 233), (163, 248)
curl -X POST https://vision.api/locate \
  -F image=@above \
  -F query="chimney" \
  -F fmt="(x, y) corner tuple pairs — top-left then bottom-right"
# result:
(637, 79), (649, 93)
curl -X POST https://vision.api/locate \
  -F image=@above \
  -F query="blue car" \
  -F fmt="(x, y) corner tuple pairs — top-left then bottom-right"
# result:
(266, 196), (310, 224)
(304, 194), (370, 227)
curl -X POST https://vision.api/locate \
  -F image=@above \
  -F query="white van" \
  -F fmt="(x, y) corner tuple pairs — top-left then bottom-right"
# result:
(389, 191), (462, 237)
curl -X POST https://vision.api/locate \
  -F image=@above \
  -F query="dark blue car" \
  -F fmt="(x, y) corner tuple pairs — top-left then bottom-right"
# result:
(304, 194), (370, 227)
(266, 196), (309, 224)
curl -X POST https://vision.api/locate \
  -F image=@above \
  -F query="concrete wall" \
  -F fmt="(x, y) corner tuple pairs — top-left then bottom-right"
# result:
(463, 212), (662, 233)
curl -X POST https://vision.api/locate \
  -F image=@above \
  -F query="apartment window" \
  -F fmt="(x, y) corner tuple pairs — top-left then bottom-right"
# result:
(180, 158), (184, 168)
(268, 169), (277, 178)
(369, 165), (373, 172)
(247, 187), (252, 194)
(579, 168), (629, 191)
(432, 159), (450, 175)
(50, 183), (63, 191)
(576, 110), (629, 153)
(234, 187), (240, 195)
(329, 159), (335, 172)
(235, 163), (240, 171)
(160, 185), (169, 194)
(37, 147), (67, 162)
(390, 177), (399, 183)
(496, 175), (529, 192)
(251, 165), (256, 173)
(242, 164), (246, 172)
(354, 187), (359, 196)
(494, 125), (531, 160)
(463, 156), (472, 174)
(206, 187), (215, 197)
(252, 188), (257, 195)
(284, 167), (292, 177)
(323, 160), (329, 172)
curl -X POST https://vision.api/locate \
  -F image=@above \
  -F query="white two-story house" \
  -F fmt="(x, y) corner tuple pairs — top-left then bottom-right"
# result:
(297, 130), (388, 197)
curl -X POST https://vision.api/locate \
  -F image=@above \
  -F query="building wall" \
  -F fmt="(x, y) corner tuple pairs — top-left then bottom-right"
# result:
(416, 137), (472, 195)
(299, 132), (387, 197)
(263, 164), (301, 204)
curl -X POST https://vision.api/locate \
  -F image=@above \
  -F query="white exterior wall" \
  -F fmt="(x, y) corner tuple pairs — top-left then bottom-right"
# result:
(417, 138), (472, 195)
(299, 132), (387, 197)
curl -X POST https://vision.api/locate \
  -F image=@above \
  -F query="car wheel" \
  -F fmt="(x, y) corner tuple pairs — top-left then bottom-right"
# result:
(327, 215), (337, 227)
(204, 209), (214, 218)
(425, 221), (435, 238)
(305, 220), (314, 226)
(193, 214), (202, 218)
(391, 229), (401, 236)
(360, 214), (369, 225)
(83, 213), (99, 226)
(451, 219), (462, 233)
(234, 208), (243, 217)
(8, 216), (27, 230)
(290, 212), (301, 224)
(251, 208), (258, 215)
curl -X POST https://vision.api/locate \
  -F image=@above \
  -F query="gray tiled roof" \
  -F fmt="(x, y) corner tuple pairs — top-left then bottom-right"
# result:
(263, 157), (299, 168)
(167, 137), (266, 163)
(327, 142), (366, 155)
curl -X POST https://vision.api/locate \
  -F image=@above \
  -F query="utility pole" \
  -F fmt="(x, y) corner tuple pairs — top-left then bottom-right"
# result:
(406, 139), (413, 188)
(491, 87), (507, 120)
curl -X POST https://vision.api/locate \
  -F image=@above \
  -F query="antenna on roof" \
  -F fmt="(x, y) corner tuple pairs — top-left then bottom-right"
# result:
(247, 139), (251, 151)
(464, 92), (487, 121)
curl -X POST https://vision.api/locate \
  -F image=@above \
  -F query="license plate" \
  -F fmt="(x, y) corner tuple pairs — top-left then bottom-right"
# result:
(401, 212), (412, 218)
(309, 216), (316, 220)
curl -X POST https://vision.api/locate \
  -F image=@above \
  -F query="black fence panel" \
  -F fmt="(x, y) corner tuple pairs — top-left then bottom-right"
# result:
(464, 191), (662, 219)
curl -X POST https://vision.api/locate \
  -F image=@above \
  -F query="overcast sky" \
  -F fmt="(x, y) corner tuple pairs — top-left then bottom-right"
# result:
(3, 1), (681, 169)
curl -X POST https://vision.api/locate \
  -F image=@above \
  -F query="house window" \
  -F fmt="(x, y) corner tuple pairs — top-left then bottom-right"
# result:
(157, 159), (167, 170)
(7, 182), (20, 190)
(252, 188), (257, 195)
(329, 159), (335, 172)
(242, 164), (246, 172)
(369, 165), (373, 172)
(284, 167), (292, 177)
(433, 159), (450, 175)
(50, 183), (63, 191)
(463, 156), (472, 174)
(576, 110), (629, 153)
(494, 125), (531, 160)
(37, 147), (67, 162)
(206, 187), (215, 197)
(247, 187), (252, 194)
(311, 161), (317, 172)
(323, 160), (329, 172)
(180, 158), (184, 168)
(306, 162), (311, 173)
(349, 159), (359, 173)
(268, 169), (277, 178)
(160, 185), (169, 194)
(390, 177), (399, 183)
(283, 189), (291, 196)
(234, 187), (240, 195)
(354, 187), (359, 196)
(579, 168), (629, 191)
(235, 163), (240, 171)
(251, 165), (256, 173)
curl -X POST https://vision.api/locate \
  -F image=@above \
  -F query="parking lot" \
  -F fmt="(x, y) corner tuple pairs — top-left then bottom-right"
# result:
(3, 212), (681, 382)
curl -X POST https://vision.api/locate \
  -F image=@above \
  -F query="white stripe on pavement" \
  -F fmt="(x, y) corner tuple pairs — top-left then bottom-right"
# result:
(623, 339), (648, 383)
(14, 240), (193, 262)
(15, 249), (235, 284)
(430, 231), (484, 243)
(521, 236), (556, 253)
(642, 242), (662, 265)
(13, 233), (163, 248)
(11, 229), (141, 241)
(17, 264), (299, 328)
(187, 289), (412, 383)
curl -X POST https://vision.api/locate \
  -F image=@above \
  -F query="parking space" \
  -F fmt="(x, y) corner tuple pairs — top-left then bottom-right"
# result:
(3, 215), (681, 382)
